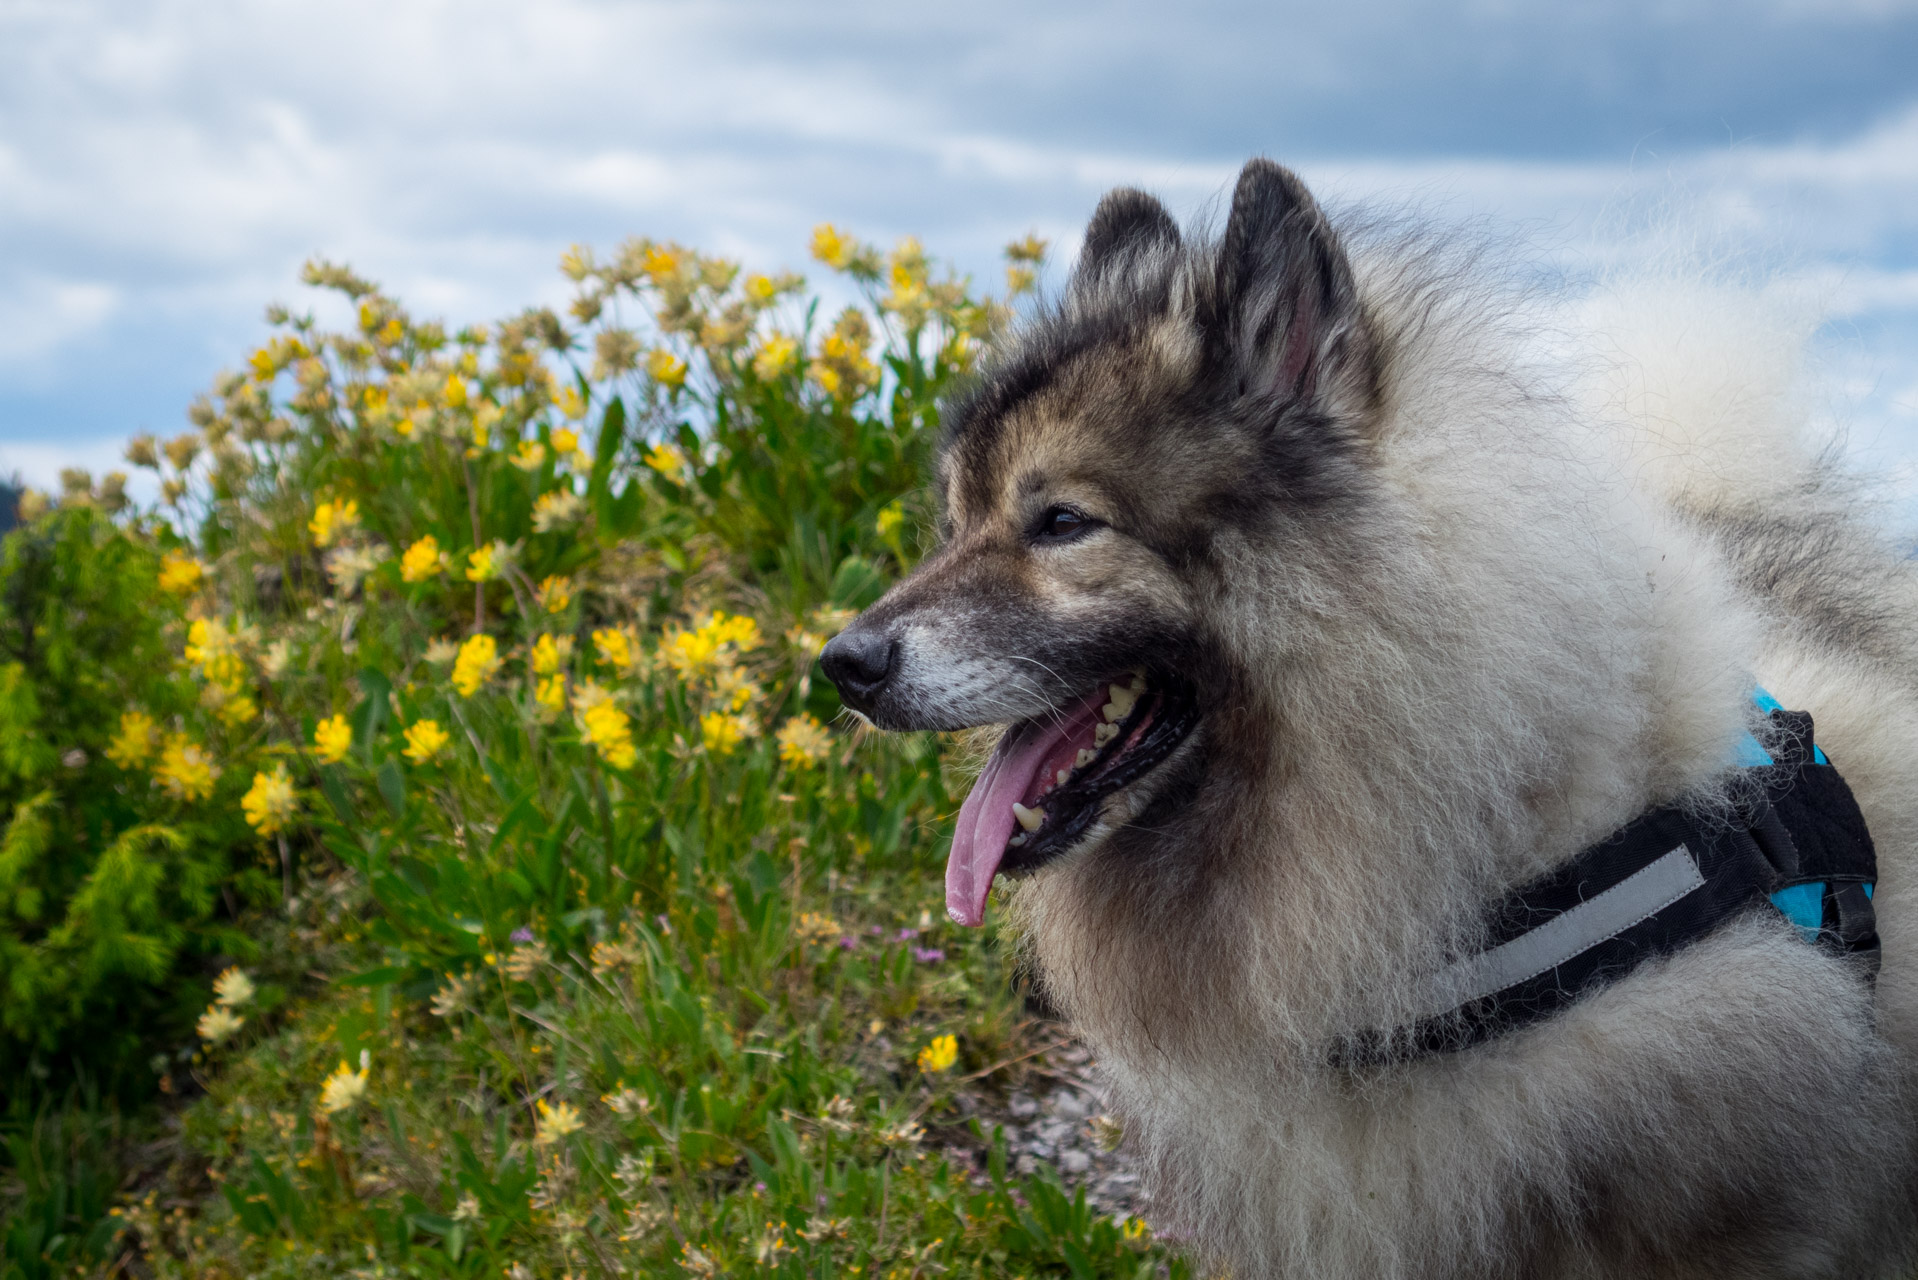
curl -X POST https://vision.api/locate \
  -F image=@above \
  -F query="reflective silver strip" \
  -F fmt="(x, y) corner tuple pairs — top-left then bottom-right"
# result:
(1417, 845), (1706, 1020)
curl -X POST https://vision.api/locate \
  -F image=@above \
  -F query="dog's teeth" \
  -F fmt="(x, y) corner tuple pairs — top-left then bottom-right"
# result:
(1057, 769), (1071, 786)
(1007, 832), (1027, 847)
(1076, 748), (1097, 768)
(1094, 722), (1119, 748)
(1012, 802), (1045, 832)
(1127, 669), (1147, 693)
(1103, 683), (1138, 722)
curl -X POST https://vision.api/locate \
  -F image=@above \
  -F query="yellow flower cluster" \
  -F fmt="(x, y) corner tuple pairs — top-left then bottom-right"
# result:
(809, 309), (878, 401)
(403, 719), (450, 764)
(917, 1034), (958, 1074)
(156, 733), (220, 802)
(309, 498), (360, 548)
(536, 575), (574, 614)
(157, 549), (205, 595)
(401, 534), (444, 583)
(313, 714), (353, 764)
(453, 634), (500, 697)
(106, 711), (161, 769)
(644, 442), (688, 480)
(573, 683), (636, 770)
(662, 611), (760, 680)
(646, 349), (688, 388)
(752, 334), (798, 380)
(534, 1098), (584, 1145)
(592, 627), (638, 672)
(241, 765), (296, 835)
(700, 711), (752, 756)
(196, 966), (254, 1046)
(318, 1056), (370, 1115)
(776, 715), (832, 769)
(465, 541), (506, 582)
(186, 617), (256, 726)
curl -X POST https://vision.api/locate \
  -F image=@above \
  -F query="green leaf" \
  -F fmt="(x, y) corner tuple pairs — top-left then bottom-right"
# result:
(376, 759), (406, 819)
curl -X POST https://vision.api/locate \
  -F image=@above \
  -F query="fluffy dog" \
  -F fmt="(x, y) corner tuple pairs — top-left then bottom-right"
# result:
(821, 158), (1918, 1278)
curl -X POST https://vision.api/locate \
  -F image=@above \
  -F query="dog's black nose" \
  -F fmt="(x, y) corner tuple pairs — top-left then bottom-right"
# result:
(820, 628), (895, 708)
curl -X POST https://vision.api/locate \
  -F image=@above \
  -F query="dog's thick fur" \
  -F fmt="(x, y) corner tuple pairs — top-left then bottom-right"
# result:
(832, 161), (1918, 1277)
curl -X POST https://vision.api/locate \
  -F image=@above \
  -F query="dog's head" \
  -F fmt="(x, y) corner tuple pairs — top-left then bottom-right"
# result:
(823, 159), (1383, 926)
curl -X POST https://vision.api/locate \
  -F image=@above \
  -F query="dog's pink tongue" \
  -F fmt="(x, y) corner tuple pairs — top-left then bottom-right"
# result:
(947, 695), (1104, 927)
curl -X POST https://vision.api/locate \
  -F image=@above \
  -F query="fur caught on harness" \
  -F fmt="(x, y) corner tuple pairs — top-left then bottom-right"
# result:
(1362, 693), (1882, 1064)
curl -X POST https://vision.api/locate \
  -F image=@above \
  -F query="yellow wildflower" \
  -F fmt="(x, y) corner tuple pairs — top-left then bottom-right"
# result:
(465, 542), (503, 582)
(155, 733), (219, 802)
(744, 272), (778, 302)
(555, 387), (587, 420)
(573, 683), (636, 769)
(511, 440), (547, 471)
(443, 374), (468, 409)
(309, 498), (360, 548)
(876, 500), (905, 540)
(752, 334), (798, 380)
(810, 223), (854, 270)
(317, 1058), (370, 1114)
(917, 1034), (958, 1074)
(644, 442), (687, 480)
(534, 1099), (584, 1145)
(402, 719), (451, 764)
(712, 663), (758, 711)
(313, 714), (353, 765)
(216, 693), (259, 728)
(185, 617), (247, 692)
(241, 766), (296, 834)
(661, 611), (760, 682)
(646, 349), (688, 388)
(213, 968), (256, 1007)
(531, 633), (573, 676)
(550, 426), (580, 455)
(401, 535), (444, 583)
(642, 245), (680, 282)
(531, 489), (584, 532)
(1121, 1216), (1150, 1242)
(776, 715), (832, 769)
(197, 1005), (244, 1045)
(452, 634), (500, 697)
(592, 627), (636, 672)
(1006, 264), (1038, 296)
(700, 710), (752, 756)
(535, 674), (568, 717)
(157, 549), (205, 595)
(106, 711), (161, 769)
(536, 575), (574, 614)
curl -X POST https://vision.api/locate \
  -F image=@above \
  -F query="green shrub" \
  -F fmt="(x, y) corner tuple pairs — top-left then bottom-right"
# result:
(0, 506), (265, 1087)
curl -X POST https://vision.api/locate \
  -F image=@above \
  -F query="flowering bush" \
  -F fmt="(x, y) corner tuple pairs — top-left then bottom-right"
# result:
(0, 227), (1183, 1278)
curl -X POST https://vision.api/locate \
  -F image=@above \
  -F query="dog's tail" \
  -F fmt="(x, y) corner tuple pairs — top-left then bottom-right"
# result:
(1574, 274), (1835, 513)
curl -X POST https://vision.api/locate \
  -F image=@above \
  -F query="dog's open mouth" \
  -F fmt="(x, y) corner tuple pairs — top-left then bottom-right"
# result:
(946, 670), (1199, 926)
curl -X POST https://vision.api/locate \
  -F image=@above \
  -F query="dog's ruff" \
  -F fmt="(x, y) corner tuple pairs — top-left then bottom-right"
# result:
(824, 160), (1918, 1278)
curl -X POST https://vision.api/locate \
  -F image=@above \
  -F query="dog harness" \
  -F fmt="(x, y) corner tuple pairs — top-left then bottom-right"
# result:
(1378, 690), (1879, 1062)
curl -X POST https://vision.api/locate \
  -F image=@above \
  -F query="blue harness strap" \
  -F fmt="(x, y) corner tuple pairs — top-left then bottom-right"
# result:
(1349, 692), (1881, 1065)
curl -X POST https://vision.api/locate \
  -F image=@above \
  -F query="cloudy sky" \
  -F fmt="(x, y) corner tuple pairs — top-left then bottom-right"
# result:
(3, 0), (1916, 497)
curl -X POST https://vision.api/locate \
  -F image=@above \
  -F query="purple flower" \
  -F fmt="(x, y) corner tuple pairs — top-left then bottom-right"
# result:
(656, 914), (672, 935)
(895, 927), (919, 942)
(912, 947), (945, 964)
(838, 935), (858, 950)
(867, 924), (883, 936)
(509, 927), (535, 944)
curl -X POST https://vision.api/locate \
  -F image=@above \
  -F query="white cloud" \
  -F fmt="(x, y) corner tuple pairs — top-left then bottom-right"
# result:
(0, 0), (1915, 504)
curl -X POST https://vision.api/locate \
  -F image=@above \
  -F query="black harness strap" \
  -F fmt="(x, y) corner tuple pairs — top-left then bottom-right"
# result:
(1355, 709), (1879, 1064)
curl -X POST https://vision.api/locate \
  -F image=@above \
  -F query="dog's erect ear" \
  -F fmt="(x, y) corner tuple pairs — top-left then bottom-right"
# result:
(1078, 188), (1180, 279)
(1211, 159), (1374, 417)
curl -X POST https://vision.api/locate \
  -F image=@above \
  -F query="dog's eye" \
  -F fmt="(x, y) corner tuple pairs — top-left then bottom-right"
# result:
(1034, 506), (1095, 542)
